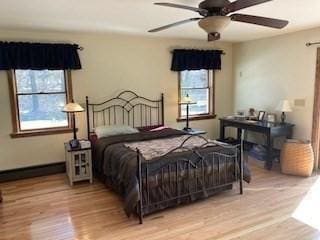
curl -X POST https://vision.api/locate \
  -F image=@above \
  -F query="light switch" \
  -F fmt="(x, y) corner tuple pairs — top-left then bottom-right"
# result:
(294, 99), (306, 107)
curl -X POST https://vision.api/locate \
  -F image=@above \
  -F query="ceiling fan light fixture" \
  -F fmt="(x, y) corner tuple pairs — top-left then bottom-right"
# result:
(149, 0), (289, 41)
(198, 16), (231, 34)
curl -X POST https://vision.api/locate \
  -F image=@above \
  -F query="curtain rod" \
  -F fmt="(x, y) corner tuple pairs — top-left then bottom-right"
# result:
(2, 41), (85, 51)
(170, 50), (226, 55)
(306, 42), (320, 47)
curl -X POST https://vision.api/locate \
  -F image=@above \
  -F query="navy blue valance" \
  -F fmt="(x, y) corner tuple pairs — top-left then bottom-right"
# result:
(0, 42), (82, 70)
(171, 49), (223, 71)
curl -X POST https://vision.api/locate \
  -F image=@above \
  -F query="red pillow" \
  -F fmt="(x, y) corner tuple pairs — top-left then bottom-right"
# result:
(150, 126), (169, 132)
(89, 134), (98, 145)
(137, 125), (163, 132)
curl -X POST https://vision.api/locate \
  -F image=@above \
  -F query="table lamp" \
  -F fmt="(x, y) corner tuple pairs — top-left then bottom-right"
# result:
(276, 100), (292, 124)
(180, 94), (197, 131)
(63, 100), (84, 149)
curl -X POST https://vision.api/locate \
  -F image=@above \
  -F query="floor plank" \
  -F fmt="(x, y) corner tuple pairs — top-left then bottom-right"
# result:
(1, 161), (319, 240)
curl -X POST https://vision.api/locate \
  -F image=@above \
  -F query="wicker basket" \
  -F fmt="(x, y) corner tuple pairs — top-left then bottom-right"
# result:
(280, 139), (314, 177)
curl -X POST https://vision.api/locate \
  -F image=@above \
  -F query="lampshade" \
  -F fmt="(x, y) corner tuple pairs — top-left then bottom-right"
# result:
(180, 94), (197, 105)
(276, 100), (292, 112)
(198, 16), (231, 34)
(63, 102), (84, 113)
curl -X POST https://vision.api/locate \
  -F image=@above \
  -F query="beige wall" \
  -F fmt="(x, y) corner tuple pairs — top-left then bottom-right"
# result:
(0, 30), (234, 171)
(234, 27), (320, 141)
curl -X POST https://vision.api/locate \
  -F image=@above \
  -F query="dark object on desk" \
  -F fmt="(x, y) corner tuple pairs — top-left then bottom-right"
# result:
(219, 118), (294, 170)
(249, 108), (255, 117)
(248, 108), (258, 120)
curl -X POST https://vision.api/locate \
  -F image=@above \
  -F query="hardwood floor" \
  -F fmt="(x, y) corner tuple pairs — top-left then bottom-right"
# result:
(1, 161), (319, 240)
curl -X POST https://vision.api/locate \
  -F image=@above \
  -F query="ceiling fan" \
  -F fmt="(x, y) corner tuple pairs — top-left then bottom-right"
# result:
(148, 0), (289, 41)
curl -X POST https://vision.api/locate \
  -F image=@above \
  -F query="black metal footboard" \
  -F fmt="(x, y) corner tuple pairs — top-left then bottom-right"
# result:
(136, 135), (244, 224)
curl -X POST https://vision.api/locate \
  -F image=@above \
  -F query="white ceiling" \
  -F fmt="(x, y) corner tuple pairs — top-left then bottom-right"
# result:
(0, 0), (320, 42)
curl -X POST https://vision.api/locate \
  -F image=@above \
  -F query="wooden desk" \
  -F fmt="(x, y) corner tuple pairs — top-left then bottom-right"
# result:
(219, 118), (294, 170)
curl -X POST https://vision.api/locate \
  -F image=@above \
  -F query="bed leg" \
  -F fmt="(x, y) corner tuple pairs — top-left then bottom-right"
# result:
(139, 202), (143, 224)
(239, 146), (244, 195)
(239, 129), (244, 195)
(137, 148), (144, 224)
(240, 178), (243, 195)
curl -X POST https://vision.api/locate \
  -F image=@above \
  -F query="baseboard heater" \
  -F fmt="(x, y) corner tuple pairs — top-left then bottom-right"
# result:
(0, 162), (65, 183)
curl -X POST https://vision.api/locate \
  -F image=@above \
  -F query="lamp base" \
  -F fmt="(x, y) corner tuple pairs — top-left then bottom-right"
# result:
(281, 112), (286, 124)
(69, 139), (80, 149)
(183, 127), (193, 132)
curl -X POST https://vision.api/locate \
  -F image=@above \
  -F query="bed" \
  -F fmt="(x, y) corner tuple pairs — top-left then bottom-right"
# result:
(86, 90), (250, 224)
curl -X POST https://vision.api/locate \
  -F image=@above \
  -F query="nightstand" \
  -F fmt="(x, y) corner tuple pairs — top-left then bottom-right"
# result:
(64, 143), (93, 186)
(183, 128), (207, 135)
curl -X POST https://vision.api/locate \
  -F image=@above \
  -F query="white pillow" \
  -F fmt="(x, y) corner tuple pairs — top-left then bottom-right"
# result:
(94, 125), (139, 139)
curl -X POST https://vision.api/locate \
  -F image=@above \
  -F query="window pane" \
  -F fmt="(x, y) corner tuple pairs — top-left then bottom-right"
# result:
(180, 89), (209, 116)
(16, 70), (65, 94)
(18, 94), (68, 130)
(180, 70), (208, 89)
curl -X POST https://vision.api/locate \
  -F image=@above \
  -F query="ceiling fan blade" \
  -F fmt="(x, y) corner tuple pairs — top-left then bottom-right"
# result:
(154, 2), (208, 15)
(230, 14), (289, 29)
(148, 18), (201, 33)
(223, 0), (272, 14)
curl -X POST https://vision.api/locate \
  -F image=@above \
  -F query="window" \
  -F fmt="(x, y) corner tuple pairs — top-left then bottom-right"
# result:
(8, 70), (73, 137)
(178, 70), (215, 121)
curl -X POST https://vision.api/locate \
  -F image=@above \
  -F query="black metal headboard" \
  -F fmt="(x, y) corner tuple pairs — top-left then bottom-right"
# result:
(86, 90), (164, 138)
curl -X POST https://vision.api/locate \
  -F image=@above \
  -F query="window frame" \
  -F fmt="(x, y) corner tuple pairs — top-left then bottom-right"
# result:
(8, 70), (74, 138)
(177, 70), (216, 122)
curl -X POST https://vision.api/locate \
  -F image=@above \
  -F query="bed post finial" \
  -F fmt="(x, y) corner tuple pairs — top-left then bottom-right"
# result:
(86, 96), (90, 140)
(161, 93), (164, 126)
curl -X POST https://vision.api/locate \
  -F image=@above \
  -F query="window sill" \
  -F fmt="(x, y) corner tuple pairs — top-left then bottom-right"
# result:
(177, 114), (217, 122)
(10, 127), (75, 138)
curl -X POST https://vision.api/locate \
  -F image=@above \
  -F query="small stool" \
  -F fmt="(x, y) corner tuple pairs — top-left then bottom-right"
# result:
(280, 139), (314, 177)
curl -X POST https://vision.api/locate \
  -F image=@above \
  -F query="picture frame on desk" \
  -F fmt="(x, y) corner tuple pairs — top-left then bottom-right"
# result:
(267, 114), (277, 123)
(258, 111), (266, 121)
